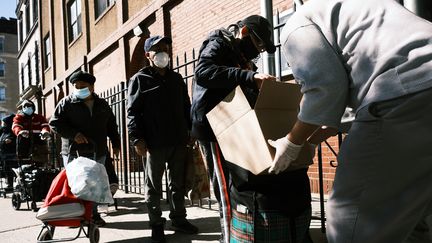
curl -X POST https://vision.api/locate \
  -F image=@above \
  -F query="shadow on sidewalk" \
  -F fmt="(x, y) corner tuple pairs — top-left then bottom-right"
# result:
(104, 217), (221, 243)
(104, 220), (149, 230)
(106, 236), (151, 243)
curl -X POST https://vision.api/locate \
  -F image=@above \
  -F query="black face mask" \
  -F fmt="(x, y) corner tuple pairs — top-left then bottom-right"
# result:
(239, 36), (260, 61)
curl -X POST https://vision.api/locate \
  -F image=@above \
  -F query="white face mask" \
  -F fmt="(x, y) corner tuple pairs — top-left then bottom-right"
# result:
(152, 52), (170, 68)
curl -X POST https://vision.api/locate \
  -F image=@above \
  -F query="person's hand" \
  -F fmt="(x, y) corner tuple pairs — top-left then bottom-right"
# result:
(268, 136), (303, 174)
(113, 147), (120, 158)
(134, 140), (147, 156)
(4, 138), (12, 144)
(18, 130), (30, 138)
(74, 132), (88, 144)
(253, 73), (276, 88)
(40, 131), (51, 141)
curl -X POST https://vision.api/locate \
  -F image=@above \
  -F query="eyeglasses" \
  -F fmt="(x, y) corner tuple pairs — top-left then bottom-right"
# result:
(249, 29), (266, 53)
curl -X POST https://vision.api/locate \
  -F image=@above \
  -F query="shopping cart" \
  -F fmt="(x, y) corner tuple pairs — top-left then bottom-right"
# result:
(36, 169), (99, 243)
(11, 134), (59, 211)
(36, 141), (104, 243)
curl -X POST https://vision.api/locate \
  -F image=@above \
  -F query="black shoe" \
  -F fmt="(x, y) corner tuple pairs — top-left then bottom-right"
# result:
(93, 215), (106, 227)
(151, 224), (166, 243)
(170, 220), (198, 234)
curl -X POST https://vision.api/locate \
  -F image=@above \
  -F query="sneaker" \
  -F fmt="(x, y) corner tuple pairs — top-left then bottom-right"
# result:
(170, 220), (198, 234)
(93, 215), (106, 227)
(151, 224), (166, 243)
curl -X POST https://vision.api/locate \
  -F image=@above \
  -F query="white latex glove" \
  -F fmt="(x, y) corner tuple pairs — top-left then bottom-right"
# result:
(18, 130), (30, 138)
(268, 137), (303, 174)
(40, 131), (51, 140)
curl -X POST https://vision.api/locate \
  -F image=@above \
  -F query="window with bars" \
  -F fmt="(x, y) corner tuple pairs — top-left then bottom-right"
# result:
(95, 0), (115, 19)
(68, 0), (82, 43)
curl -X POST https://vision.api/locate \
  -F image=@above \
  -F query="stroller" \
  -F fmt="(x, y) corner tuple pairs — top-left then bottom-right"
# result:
(36, 141), (110, 243)
(11, 134), (59, 211)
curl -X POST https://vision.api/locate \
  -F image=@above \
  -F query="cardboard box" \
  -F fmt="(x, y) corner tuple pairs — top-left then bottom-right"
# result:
(206, 80), (313, 175)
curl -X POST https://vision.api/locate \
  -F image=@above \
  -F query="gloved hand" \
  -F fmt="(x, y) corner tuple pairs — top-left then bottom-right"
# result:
(40, 131), (51, 140)
(268, 136), (303, 174)
(18, 130), (30, 138)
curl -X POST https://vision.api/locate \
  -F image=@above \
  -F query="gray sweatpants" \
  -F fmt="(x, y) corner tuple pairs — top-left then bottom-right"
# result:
(145, 144), (187, 227)
(327, 88), (432, 243)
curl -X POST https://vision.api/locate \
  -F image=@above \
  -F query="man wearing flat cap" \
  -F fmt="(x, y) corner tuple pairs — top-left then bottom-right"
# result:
(126, 35), (197, 242)
(49, 70), (121, 226)
(190, 15), (313, 242)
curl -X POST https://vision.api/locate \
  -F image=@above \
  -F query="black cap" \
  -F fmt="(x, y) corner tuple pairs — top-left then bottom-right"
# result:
(22, 99), (35, 109)
(69, 70), (96, 84)
(240, 15), (276, 53)
(144, 36), (172, 52)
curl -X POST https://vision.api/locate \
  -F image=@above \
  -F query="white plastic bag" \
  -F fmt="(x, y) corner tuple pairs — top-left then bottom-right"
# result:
(65, 157), (114, 204)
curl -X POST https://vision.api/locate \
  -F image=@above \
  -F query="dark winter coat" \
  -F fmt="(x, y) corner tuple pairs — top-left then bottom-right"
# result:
(49, 93), (120, 158)
(191, 28), (259, 141)
(126, 66), (191, 148)
(192, 28), (311, 216)
(0, 114), (16, 154)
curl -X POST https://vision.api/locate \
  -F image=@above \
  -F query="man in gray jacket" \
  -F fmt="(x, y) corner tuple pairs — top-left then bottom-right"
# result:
(271, 0), (432, 242)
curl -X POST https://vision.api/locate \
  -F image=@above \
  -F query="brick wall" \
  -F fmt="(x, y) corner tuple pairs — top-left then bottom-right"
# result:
(308, 136), (341, 194)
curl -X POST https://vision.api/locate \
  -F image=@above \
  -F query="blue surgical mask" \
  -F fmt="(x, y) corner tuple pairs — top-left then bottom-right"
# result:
(22, 106), (34, 116)
(74, 87), (91, 99)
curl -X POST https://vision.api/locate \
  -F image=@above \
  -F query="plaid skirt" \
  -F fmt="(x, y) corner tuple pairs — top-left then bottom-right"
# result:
(230, 207), (312, 243)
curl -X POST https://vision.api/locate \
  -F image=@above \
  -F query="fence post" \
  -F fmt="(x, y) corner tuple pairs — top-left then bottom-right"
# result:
(120, 81), (129, 193)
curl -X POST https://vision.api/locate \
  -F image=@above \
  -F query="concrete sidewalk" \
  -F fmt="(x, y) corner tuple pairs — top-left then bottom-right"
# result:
(0, 190), (328, 243)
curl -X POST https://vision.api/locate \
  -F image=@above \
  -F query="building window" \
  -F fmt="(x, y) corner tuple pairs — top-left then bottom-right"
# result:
(20, 65), (24, 92)
(68, 0), (82, 43)
(33, 0), (38, 23)
(95, 0), (114, 19)
(0, 87), (5, 101)
(18, 18), (23, 45)
(275, 10), (295, 77)
(0, 62), (4, 77)
(25, 4), (30, 34)
(0, 37), (4, 52)
(43, 35), (51, 69)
